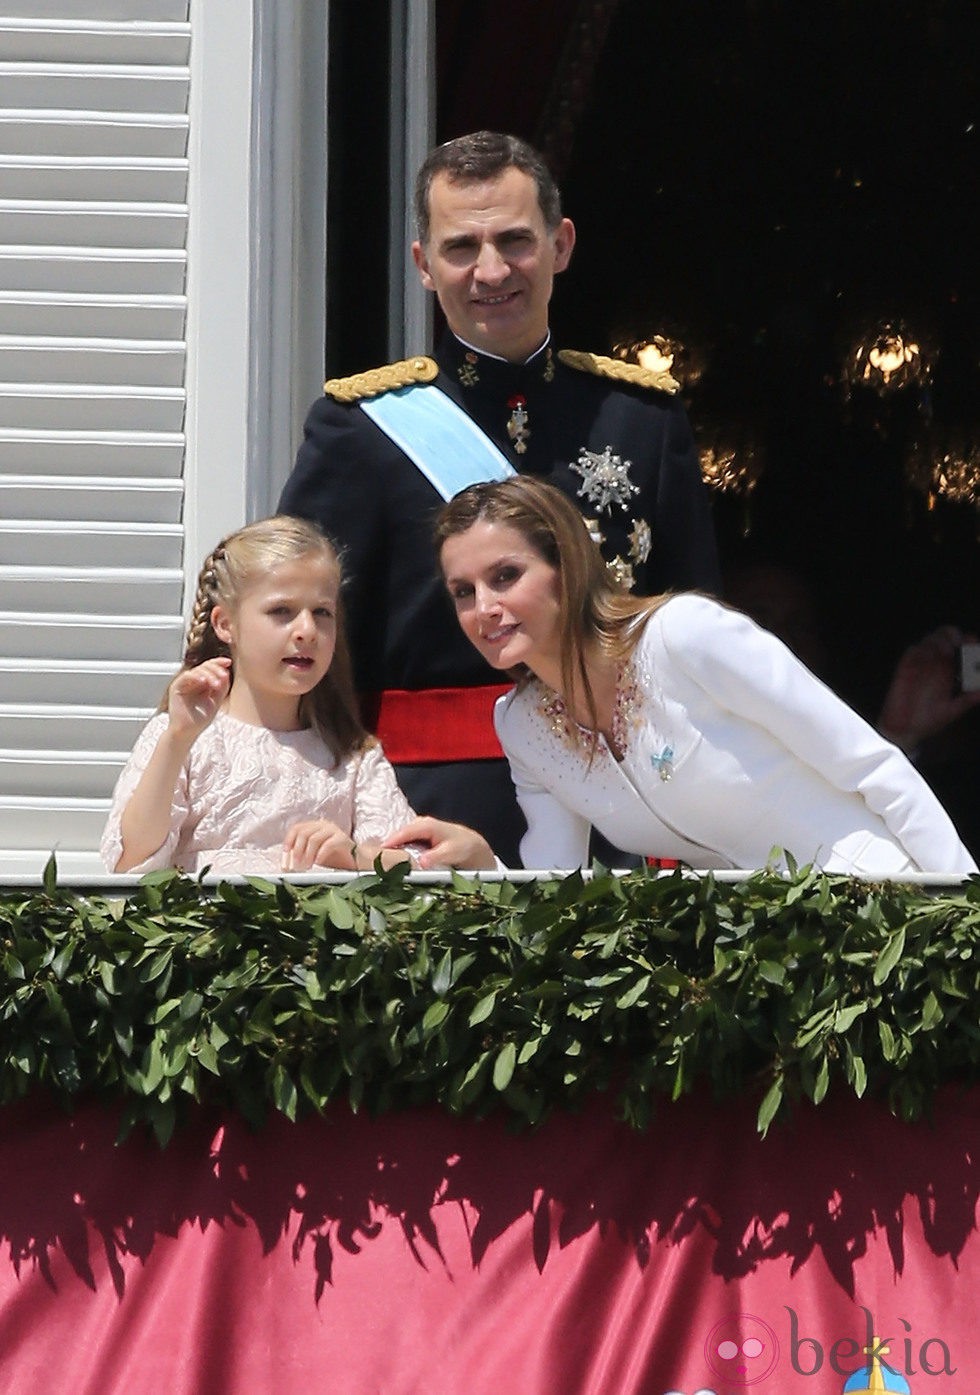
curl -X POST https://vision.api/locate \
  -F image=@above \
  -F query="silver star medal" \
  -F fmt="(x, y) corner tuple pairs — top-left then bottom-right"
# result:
(571, 445), (639, 514)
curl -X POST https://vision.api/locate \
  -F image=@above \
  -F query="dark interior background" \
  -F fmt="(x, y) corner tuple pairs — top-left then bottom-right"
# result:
(438, 0), (979, 720)
(330, 0), (979, 733)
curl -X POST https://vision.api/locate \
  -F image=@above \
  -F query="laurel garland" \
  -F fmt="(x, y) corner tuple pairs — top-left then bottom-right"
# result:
(1, 860), (978, 1147)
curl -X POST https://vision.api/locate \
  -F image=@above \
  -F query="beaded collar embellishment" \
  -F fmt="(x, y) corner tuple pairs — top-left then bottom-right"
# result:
(537, 661), (644, 762)
(536, 657), (674, 779)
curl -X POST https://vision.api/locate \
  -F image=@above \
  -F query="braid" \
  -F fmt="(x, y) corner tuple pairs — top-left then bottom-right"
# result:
(183, 543), (229, 667)
(157, 543), (230, 711)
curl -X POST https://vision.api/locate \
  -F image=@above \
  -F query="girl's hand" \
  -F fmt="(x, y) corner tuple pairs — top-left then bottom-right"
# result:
(383, 816), (499, 871)
(282, 819), (357, 871)
(167, 657), (232, 739)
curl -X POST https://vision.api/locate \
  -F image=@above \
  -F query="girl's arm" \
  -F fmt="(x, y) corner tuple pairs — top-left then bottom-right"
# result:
(114, 659), (231, 872)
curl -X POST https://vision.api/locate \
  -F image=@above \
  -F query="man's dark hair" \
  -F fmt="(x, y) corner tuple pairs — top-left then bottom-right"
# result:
(414, 131), (563, 243)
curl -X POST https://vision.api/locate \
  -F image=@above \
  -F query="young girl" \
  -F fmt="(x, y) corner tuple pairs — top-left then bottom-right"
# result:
(101, 516), (495, 875)
(422, 477), (977, 876)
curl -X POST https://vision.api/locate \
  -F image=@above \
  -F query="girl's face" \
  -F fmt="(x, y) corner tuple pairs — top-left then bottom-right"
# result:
(441, 519), (562, 677)
(211, 554), (338, 729)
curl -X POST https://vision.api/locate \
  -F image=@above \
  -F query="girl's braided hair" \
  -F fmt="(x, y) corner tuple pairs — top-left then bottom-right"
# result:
(166, 515), (370, 762)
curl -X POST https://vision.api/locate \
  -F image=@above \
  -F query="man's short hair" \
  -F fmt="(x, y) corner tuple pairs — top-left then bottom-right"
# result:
(414, 131), (563, 243)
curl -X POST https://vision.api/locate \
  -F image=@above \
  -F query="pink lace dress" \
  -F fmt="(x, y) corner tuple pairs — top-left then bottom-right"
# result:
(100, 710), (415, 875)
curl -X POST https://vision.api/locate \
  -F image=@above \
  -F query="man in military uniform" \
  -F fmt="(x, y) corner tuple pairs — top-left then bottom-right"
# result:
(278, 131), (720, 865)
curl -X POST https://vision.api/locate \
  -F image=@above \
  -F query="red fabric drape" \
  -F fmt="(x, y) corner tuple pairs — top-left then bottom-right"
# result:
(1, 1088), (976, 1393)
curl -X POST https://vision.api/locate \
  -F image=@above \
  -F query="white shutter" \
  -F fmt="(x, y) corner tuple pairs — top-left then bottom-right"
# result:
(0, 2), (190, 871)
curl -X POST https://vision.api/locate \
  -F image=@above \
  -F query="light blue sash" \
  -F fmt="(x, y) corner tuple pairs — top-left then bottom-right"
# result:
(360, 382), (515, 500)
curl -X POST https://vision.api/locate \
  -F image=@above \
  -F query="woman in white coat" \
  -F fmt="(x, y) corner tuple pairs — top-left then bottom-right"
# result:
(430, 476), (976, 875)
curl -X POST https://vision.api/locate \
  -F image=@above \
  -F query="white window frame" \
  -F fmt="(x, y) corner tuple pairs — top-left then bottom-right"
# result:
(185, 0), (435, 565)
(183, 0), (329, 570)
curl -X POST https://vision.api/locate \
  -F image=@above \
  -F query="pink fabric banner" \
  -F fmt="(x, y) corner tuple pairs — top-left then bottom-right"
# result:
(0, 1087), (976, 1393)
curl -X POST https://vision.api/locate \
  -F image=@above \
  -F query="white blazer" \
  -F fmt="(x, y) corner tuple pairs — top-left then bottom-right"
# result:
(494, 594), (977, 875)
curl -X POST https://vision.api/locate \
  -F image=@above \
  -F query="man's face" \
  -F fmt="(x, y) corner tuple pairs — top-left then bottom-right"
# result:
(412, 167), (575, 363)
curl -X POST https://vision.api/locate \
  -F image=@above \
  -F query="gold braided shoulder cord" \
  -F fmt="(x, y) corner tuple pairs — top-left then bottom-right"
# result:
(557, 349), (679, 396)
(323, 356), (439, 404)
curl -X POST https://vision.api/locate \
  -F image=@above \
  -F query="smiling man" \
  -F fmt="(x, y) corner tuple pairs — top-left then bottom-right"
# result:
(278, 131), (720, 865)
(412, 162), (575, 364)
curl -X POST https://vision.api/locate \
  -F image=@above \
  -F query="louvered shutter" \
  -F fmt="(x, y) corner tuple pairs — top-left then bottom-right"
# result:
(0, 2), (190, 872)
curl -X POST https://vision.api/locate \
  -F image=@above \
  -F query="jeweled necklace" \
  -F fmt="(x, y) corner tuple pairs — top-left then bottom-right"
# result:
(536, 660), (642, 760)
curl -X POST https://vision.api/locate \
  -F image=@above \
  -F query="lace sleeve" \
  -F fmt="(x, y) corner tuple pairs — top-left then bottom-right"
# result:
(99, 713), (190, 873)
(350, 743), (416, 844)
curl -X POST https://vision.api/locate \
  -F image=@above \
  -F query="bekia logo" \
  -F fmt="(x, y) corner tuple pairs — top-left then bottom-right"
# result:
(704, 1313), (779, 1385)
(665, 1306), (957, 1395)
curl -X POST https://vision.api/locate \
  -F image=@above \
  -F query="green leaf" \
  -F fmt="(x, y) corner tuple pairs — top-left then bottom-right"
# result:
(325, 890), (355, 930)
(616, 974), (651, 1010)
(757, 959), (786, 986)
(757, 1078), (784, 1134)
(431, 950), (453, 998)
(469, 990), (498, 1026)
(271, 1065), (298, 1121)
(493, 1041), (517, 1092)
(422, 999), (450, 1034)
(3, 952), (25, 982)
(42, 854), (58, 897)
(179, 992), (204, 1021)
(833, 1002), (868, 1032)
(42, 981), (73, 1036)
(141, 1039), (166, 1095)
(920, 992), (943, 1030)
(847, 1051), (868, 1097)
(137, 949), (173, 985)
(50, 945), (74, 980)
(872, 927), (907, 986)
(193, 1039), (220, 1074)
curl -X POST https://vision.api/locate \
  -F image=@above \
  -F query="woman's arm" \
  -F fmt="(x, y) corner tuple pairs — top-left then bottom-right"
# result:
(495, 700), (593, 870)
(658, 596), (976, 873)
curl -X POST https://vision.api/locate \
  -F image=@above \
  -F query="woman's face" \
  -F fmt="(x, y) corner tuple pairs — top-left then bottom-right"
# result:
(441, 519), (562, 676)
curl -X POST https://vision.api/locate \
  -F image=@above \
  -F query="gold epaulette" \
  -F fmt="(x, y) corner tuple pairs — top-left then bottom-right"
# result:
(557, 349), (679, 396)
(323, 355), (439, 404)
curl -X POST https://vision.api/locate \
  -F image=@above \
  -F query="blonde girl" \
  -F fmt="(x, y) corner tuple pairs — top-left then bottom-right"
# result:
(102, 516), (494, 875)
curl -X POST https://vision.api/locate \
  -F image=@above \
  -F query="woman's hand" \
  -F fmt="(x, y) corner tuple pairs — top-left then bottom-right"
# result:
(383, 816), (499, 871)
(167, 657), (232, 739)
(282, 819), (357, 871)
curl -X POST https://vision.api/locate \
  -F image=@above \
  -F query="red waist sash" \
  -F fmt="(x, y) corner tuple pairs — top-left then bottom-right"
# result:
(363, 684), (512, 764)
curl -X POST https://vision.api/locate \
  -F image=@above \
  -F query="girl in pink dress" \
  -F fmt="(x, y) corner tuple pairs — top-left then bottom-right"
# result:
(101, 516), (495, 875)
